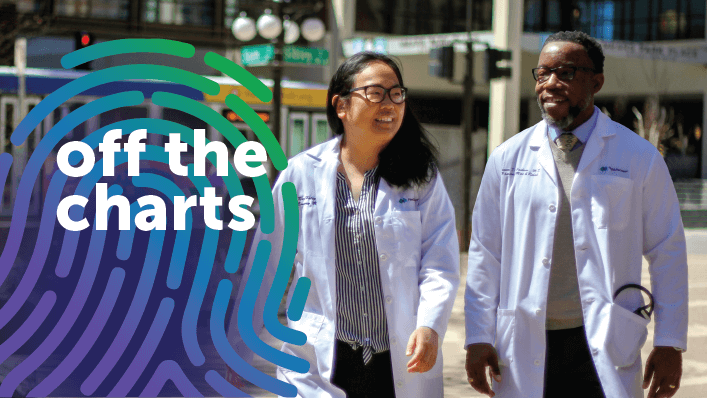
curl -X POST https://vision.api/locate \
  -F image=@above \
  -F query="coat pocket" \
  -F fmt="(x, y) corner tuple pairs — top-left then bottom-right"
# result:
(605, 303), (649, 367)
(290, 310), (326, 345)
(591, 175), (633, 230)
(389, 211), (422, 266)
(494, 309), (516, 366)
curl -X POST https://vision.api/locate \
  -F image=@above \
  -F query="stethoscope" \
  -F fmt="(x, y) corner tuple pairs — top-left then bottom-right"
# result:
(613, 283), (654, 320)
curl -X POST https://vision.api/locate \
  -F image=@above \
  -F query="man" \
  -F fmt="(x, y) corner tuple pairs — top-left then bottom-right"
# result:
(464, 31), (688, 398)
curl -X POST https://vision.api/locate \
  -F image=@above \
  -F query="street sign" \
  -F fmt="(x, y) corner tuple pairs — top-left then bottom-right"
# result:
(240, 44), (329, 66)
(284, 46), (329, 66)
(241, 44), (274, 66)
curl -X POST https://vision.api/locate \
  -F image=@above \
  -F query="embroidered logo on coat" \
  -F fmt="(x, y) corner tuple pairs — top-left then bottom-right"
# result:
(297, 196), (317, 206)
(600, 166), (628, 174)
(502, 167), (540, 176)
(399, 198), (419, 204)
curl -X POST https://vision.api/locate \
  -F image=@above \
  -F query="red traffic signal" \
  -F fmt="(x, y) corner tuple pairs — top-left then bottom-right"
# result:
(75, 31), (94, 49)
(74, 31), (95, 70)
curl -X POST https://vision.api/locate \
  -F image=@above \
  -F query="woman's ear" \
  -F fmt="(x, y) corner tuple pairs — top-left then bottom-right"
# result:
(333, 95), (346, 119)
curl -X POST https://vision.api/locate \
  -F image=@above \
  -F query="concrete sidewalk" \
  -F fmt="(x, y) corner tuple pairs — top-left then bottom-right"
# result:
(444, 230), (707, 397)
(245, 230), (707, 397)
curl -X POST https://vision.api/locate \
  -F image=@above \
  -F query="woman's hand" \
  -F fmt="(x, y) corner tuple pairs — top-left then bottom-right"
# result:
(406, 326), (438, 373)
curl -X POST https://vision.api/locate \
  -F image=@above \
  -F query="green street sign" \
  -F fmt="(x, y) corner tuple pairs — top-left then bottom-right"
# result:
(284, 46), (329, 66)
(241, 44), (274, 66)
(240, 44), (329, 66)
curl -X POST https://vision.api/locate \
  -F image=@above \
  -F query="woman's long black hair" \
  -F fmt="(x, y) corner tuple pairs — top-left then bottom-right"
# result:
(326, 51), (438, 190)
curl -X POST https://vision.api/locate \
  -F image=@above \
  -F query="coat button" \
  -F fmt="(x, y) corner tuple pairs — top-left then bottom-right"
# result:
(586, 298), (595, 303)
(380, 254), (387, 261)
(534, 359), (541, 366)
(548, 204), (556, 212)
(542, 258), (550, 267)
(375, 217), (382, 225)
(396, 381), (403, 388)
(385, 296), (393, 304)
(592, 348), (598, 355)
(535, 308), (542, 315)
(391, 337), (397, 344)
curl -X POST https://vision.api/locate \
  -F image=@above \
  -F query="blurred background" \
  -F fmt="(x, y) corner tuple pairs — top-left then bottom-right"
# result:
(0, 1), (706, 396)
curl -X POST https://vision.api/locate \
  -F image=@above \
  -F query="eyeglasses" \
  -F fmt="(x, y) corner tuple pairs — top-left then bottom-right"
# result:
(532, 66), (595, 83)
(348, 85), (407, 104)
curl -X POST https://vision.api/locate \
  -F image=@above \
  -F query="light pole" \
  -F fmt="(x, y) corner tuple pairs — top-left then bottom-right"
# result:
(231, 1), (325, 178)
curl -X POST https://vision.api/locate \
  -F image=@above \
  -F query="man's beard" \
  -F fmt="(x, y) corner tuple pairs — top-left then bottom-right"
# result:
(537, 92), (592, 130)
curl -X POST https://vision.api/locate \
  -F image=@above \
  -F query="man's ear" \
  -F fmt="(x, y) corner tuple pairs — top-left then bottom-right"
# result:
(333, 95), (346, 119)
(592, 73), (605, 94)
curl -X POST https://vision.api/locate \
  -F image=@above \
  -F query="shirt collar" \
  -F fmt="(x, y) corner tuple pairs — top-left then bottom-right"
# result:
(547, 106), (599, 144)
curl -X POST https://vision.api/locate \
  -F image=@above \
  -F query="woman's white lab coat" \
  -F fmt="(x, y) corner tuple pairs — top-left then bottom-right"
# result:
(232, 136), (460, 397)
(465, 110), (688, 398)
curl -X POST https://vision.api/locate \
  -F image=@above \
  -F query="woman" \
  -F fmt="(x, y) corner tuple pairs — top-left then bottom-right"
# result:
(234, 52), (459, 398)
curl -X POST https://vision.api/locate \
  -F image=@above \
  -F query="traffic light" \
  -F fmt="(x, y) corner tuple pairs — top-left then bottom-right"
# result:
(429, 46), (454, 80)
(484, 48), (512, 82)
(222, 108), (270, 123)
(74, 31), (95, 70)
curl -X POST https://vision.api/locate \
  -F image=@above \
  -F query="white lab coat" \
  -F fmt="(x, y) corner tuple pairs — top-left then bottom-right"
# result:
(465, 110), (688, 398)
(231, 136), (460, 397)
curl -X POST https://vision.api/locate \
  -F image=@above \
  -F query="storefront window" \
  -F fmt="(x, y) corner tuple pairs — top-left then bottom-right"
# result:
(356, 0), (493, 35)
(525, 0), (705, 41)
(55, 0), (130, 20)
(144, 0), (214, 26)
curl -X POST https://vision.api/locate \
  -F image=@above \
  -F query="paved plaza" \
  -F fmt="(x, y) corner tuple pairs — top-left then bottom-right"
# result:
(247, 230), (707, 397)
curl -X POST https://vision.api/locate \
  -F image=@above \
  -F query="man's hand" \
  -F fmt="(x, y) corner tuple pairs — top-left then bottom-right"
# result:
(643, 346), (683, 398)
(406, 326), (438, 373)
(466, 343), (502, 397)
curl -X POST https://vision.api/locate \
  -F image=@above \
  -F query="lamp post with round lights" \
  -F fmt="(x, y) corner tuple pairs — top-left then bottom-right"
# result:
(231, 1), (325, 173)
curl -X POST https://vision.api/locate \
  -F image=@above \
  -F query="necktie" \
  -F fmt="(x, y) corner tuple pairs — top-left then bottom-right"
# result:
(555, 133), (578, 152)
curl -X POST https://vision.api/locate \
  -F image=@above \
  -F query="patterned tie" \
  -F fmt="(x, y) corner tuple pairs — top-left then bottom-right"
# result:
(555, 133), (579, 152)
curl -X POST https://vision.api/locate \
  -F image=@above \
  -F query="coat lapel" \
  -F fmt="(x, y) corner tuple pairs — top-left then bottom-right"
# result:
(311, 137), (341, 305)
(577, 111), (613, 174)
(530, 122), (558, 187)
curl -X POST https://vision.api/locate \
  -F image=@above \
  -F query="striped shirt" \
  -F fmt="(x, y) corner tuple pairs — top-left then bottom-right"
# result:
(334, 167), (390, 364)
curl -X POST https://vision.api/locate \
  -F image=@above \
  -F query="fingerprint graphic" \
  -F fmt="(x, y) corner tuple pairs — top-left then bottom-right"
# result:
(0, 39), (310, 397)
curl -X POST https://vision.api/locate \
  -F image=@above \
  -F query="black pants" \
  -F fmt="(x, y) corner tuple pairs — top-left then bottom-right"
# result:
(543, 326), (606, 398)
(331, 340), (396, 398)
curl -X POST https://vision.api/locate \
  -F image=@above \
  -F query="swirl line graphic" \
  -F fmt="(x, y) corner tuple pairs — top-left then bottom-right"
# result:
(1, 38), (312, 396)
(28, 268), (126, 396)
(0, 184), (120, 396)
(109, 297), (175, 396)
(140, 360), (203, 397)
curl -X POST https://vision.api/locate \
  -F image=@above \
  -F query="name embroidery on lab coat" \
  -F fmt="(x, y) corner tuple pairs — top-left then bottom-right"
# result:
(599, 166), (628, 174)
(399, 198), (419, 204)
(298, 195), (317, 206)
(502, 167), (540, 176)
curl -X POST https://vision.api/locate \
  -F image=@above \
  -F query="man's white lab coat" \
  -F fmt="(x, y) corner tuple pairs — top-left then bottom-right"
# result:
(231, 137), (460, 397)
(465, 110), (688, 398)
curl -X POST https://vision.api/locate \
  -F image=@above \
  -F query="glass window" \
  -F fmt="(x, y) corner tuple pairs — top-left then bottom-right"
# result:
(55, 0), (130, 20)
(144, 0), (214, 26)
(289, 118), (305, 157)
(525, 0), (705, 41)
(357, 0), (493, 35)
(315, 119), (328, 145)
(224, 0), (238, 31)
(17, 0), (41, 13)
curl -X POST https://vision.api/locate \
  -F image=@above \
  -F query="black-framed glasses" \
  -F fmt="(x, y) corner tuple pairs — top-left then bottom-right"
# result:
(532, 66), (595, 83)
(348, 85), (407, 104)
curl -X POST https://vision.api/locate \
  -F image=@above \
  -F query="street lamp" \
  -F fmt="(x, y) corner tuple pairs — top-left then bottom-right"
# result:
(231, 2), (325, 178)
